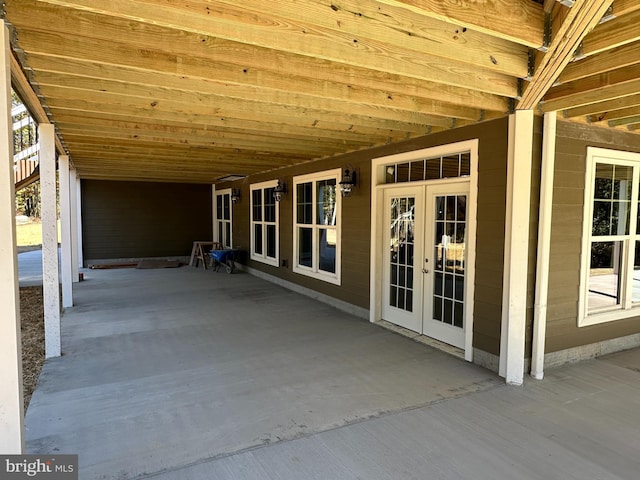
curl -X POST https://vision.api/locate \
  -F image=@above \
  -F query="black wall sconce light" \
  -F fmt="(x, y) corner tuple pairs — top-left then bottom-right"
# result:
(339, 166), (357, 197)
(231, 188), (241, 204)
(273, 180), (287, 202)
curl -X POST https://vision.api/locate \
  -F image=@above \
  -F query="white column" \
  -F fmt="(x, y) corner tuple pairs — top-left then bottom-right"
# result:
(40, 124), (61, 358)
(76, 177), (84, 270)
(70, 168), (79, 282)
(500, 110), (534, 385)
(531, 112), (557, 380)
(0, 20), (25, 454)
(59, 155), (73, 307)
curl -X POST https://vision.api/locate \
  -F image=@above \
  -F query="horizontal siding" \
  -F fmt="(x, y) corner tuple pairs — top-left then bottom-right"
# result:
(82, 180), (212, 262)
(223, 117), (512, 355)
(545, 121), (640, 353)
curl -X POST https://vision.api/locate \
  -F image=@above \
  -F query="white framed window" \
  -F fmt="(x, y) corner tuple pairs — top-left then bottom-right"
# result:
(579, 147), (640, 326)
(293, 169), (341, 285)
(250, 181), (279, 266)
(215, 188), (233, 248)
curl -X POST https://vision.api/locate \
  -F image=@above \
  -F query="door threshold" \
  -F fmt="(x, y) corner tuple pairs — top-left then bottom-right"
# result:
(375, 320), (465, 360)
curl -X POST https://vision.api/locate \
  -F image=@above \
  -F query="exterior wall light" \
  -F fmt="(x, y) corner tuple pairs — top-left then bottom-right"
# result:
(339, 167), (357, 197)
(273, 180), (287, 202)
(231, 188), (241, 204)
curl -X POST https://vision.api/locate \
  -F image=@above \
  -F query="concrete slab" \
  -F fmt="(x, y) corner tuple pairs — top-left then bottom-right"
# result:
(26, 266), (501, 479)
(18, 248), (60, 287)
(147, 357), (640, 480)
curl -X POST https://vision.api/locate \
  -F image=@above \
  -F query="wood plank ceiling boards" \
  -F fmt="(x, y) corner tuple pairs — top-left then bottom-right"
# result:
(2, 0), (639, 183)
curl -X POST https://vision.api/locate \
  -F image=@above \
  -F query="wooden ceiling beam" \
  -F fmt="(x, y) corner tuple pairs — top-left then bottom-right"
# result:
(56, 124), (369, 153)
(34, 0), (529, 78)
(518, 0), (614, 110)
(48, 112), (376, 149)
(543, 63), (640, 110)
(587, 105), (640, 124)
(374, 0), (544, 47)
(563, 92), (640, 118)
(47, 107), (412, 149)
(34, 70), (486, 124)
(581, 10), (640, 56)
(7, 4), (518, 98)
(25, 52), (509, 114)
(60, 131), (341, 156)
(558, 41), (640, 84)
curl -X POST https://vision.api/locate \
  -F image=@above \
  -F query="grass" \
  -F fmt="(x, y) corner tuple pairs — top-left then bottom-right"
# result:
(15, 219), (60, 252)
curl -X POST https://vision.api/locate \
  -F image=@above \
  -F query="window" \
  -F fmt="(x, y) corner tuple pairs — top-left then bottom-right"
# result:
(250, 181), (279, 266)
(215, 189), (232, 248)
(385, 152), (471, 184)
(293, 170), (341, 284)
(579, 148), (640, 326)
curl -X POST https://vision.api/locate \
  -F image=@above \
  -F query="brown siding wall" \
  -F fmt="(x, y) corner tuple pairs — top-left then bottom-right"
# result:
(222, 117), (513, 356)
(546, 121), (640, 353)
(82, 180), (212, 262)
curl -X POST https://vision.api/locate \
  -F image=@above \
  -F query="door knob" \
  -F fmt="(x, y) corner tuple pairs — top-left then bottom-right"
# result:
(422, 268), (429, 274)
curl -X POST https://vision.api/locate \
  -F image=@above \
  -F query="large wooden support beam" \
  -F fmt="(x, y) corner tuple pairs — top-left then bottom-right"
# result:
(40, 123), (61, 358)
(518, 0), (614, 110)
(0, 20), (25, 454)
(59, 154), (73, 308)
(500, 110), (535, 386)
(10, 53), (66, 155)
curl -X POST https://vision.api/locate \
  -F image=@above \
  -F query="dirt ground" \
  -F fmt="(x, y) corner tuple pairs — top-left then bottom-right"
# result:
(19, 286), (45, 411)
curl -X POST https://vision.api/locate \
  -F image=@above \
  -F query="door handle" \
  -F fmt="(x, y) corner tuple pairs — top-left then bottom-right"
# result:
(422, 268), (429, 274)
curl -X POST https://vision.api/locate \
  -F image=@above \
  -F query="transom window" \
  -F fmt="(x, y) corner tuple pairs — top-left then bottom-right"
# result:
(385, 152), (471, 184)
(215, 189), (232, 248)
(293, 169), (341, 285)
(250, 181), (279, 266)
(580, 148), (640, 326)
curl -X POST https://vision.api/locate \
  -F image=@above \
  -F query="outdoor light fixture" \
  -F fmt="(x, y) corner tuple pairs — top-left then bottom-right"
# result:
(273, 180), (287, 202)
(339, 166), (357, 197)
(231, 188), (241, 204)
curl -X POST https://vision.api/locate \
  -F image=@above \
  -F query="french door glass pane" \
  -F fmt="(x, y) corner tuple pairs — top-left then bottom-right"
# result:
(318, 228), (336, 273)
(225, 222), (231, 248)
(433, 195), (466, 328)
(589, 241), (623, 311)
(389, 196), (415, 311)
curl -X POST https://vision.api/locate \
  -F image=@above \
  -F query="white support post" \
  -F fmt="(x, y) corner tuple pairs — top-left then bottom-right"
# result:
(500, 110), (535, 386)
(40, 124), (61, 358)
(76, 177), (84, 270)
(70, 168), (79, 282)
(211, 184), (216, 242)
(0, 20), (25, 454)
(531, 112), (557, 380)
(59, 155), (73, 307)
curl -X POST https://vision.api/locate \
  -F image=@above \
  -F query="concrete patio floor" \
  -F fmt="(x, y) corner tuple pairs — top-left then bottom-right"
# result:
(24, 265), (640, 479)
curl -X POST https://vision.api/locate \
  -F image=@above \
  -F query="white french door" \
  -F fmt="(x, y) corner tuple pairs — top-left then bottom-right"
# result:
(382, 182), (470, 349)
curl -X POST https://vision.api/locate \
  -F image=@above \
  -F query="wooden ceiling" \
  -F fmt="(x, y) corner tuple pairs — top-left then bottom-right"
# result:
(3, 0), (640, 183)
